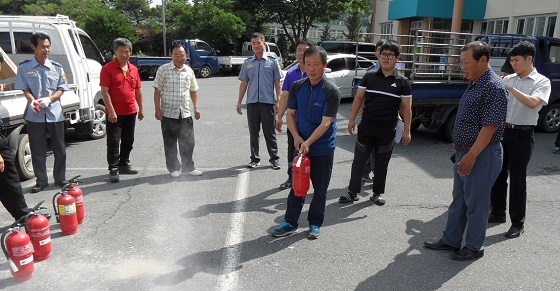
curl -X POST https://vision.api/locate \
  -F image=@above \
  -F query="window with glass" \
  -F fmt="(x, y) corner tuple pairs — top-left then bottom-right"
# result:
(481, 19), (508, 34)
(381, 22), (393, 35)
(516, 15), (556, 36)
(548, 41), (560, 63)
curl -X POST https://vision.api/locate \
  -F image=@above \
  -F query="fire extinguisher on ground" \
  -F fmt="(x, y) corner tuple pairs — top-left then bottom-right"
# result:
(292, 152), (311, 197)
(1, 224), (34, 282)
(66, 175), (85, 224)
(52, 185), (78, 235)
(24, 200), (52, 261)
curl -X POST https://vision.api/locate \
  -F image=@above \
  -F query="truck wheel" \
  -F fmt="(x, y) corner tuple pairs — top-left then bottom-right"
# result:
(89, 104), (107, 139)
(538, 103), (560, 133)
(199, 65), (212, 78)
(439, 111), (456, 143)
(16, 134), (34, 180)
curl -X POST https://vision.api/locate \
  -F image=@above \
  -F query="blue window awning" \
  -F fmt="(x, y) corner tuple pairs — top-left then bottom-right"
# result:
(388, 0), (487, 21)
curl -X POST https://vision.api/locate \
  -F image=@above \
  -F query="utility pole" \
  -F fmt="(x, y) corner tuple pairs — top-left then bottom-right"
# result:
(162, 0), (167, 57)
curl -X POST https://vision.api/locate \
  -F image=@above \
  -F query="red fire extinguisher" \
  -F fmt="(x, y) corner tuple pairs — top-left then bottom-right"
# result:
(66, 175), (85, 224)
(24, 200), (52, 261)
(1, 224), (34, 282)
(52, 186), (78, 235)
(292, 153), (311, 197)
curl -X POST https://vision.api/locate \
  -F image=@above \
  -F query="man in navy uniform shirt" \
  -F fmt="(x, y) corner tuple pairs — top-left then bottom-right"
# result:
(424, 41), (507, 261)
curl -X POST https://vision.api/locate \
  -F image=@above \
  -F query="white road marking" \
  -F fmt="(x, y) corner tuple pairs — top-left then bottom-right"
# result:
(215, 169), (249, 291)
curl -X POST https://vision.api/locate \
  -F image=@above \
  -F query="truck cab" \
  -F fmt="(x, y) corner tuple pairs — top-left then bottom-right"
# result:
(172, 39), (220, 78)
(242, 41), (283, 69)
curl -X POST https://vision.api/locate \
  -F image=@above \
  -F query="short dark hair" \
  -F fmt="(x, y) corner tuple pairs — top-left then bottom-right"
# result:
(509, 40), (535, 59)
(461, 41), (490, 61)
(113, 38), (132, 51)
(171, 43), (187, 54)
(380, 40), (401, 56)
(303, 45), (327, 65)
(296, 38), (314, 47)
(31, 32), (50, 47)
(251, 32), (265, 42)
(0, 53), (4, 64)
(375, 39), (386, 50)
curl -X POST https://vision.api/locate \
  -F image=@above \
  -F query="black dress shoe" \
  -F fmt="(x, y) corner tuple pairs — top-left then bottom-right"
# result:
(488, 213), (506, 223)
(504, 226), (524, 238)
(452, 248), (484, 261)
(119, 164), (138, 175)
(31, 183), (49, 193)
(424, 239), (460, 252)
(55, 180), (69, 187)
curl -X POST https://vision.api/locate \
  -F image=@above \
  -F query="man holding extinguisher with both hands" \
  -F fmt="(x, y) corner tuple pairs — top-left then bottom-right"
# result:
(271, 45), (340, 239)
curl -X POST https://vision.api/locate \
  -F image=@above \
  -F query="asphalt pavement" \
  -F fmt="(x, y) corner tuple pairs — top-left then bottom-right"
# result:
(1, 76), (559, 290)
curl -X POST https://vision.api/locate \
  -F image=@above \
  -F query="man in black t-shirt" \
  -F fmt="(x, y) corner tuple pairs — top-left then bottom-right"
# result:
(339, 40), (412, 205)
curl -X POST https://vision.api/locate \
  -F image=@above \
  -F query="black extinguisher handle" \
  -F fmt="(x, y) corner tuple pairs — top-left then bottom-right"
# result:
(69, 175), (81, 185)
(30, 200), (45, 212)
(52, 192), (61, 223)
(1, 227), (12, 259)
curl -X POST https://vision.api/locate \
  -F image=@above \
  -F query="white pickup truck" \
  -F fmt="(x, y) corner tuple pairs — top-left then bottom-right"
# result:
(217, 41), (283, 74)
(0, 15), (108, 179)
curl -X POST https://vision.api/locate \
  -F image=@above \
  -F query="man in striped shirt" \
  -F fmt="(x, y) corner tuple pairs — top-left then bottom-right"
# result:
(153, 43), (202, 178)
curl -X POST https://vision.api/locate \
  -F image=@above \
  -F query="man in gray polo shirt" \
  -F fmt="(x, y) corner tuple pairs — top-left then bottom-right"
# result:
(237, 32), (282, 169)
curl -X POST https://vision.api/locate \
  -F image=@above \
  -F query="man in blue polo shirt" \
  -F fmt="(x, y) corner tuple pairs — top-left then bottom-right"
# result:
(424, 41), (507, 261)
(237, 33), (282, 170)
(271, 45), (340, 239)
(276, 39), (314, 189)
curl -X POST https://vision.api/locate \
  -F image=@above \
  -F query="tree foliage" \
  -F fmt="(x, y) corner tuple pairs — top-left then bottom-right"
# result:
(260, 0), (346, 48)
(82, 7), (138, 53)
(0, 0), (358, 56)
(179, 0), (246, 55)
(343, 0), (372, 41)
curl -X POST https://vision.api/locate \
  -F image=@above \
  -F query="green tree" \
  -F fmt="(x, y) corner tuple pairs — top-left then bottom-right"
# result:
(260, 0), (346, 48)
(180, 0), (246, 55)
(321, 22), (333, 42)
(83, 7), (138, 53)
(107, 0), (152, 26)
(343, 0), (372, 41)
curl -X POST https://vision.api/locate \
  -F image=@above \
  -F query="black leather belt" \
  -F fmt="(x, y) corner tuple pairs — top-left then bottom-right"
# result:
(505, 123), (533, 130)
(454, 142), (498, 152)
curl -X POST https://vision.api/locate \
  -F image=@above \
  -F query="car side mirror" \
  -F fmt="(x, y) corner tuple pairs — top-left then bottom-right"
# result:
(215, 49), (220, 54)
(325, 68), (332, 73)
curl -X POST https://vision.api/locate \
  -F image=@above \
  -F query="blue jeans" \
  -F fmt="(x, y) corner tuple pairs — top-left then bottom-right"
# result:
(441, 142), (503, 251)
(284, 153), (334, 228)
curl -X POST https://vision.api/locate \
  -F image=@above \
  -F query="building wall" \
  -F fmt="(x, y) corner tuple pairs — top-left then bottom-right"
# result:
(374, 0), (560, 38)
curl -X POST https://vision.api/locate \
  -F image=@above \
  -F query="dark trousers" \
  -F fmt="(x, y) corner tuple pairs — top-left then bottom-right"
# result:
(555, 130), (560, 147)
(491, 128), (533, 227)
(247, 103), (279, 163)
(0, 149), (30, 220)
(161, 116), (195, 173)
(286, 129), (295, 181)
(348, 124), (395, 195)
(284, 153), (334, 228)
(106, 113), (136, 170)
(27, 121), (66, 185)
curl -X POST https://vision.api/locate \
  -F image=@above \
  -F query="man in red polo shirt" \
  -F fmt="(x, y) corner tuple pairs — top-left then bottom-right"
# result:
(100, 38), (144, 183)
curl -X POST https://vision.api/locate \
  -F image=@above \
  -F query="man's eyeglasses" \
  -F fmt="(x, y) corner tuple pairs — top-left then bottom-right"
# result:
(380, 53), (396, 60)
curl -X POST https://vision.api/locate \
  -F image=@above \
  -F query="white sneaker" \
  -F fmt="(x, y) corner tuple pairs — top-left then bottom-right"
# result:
(170, 171), (181, 178)
(187, 169), (202, 176)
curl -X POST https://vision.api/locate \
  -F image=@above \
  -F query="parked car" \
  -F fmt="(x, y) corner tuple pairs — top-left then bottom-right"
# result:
(282, 54), (376, 98)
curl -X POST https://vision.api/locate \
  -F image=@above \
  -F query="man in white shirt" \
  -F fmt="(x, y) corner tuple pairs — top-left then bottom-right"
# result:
(153, 43), (202, 178)
(489, 41), (551, 238)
